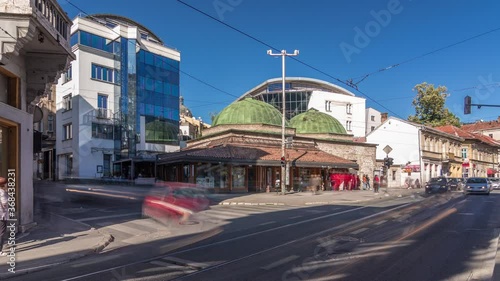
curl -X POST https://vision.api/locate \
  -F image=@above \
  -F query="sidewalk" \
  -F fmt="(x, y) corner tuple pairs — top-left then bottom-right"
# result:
(0, 212), (113, 280)
(6, 182), (422, 279)
(213, 188), (423, 206)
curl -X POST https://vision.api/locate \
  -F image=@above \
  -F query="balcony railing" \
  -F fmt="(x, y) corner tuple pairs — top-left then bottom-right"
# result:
(96, 108), (112, 119)
(34, 0), (70, 40)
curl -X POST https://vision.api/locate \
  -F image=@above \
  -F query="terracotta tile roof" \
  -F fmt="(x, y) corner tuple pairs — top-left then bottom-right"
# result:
(462, 118), (500, 131)
(435, 125), (500, 147)
(157, 144), (357, 168)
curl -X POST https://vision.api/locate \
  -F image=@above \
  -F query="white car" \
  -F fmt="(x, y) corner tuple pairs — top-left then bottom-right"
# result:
(488, 178), (500, 190)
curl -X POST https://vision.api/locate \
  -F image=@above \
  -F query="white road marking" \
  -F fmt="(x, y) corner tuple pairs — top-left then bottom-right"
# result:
(374, 220), (387, 225)
(259, 221), (277, 226)
(350, 227), (369, 235)
(149, 260), (187, 270)
(77, 212), (141, 222)
(289, 215), (303, 219)
(261, 255), (300, 270)
(162, 256), (209, 269)
(458, 213), (474, 215)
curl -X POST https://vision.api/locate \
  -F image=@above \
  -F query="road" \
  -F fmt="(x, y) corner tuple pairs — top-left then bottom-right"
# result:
(21, 183), (500, 281)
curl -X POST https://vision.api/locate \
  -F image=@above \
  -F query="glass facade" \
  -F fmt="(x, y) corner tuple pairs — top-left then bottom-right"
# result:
(259, 91), (312, 120)
(74, 28), (180, 159)
(73, 31), (120, 53)
(137, 49), (180, 144)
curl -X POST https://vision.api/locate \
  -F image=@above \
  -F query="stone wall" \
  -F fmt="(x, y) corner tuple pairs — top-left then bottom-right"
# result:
(316, 141), (377, 177)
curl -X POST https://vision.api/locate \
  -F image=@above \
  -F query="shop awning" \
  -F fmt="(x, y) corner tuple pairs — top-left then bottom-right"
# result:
(487, 168), (497, 174)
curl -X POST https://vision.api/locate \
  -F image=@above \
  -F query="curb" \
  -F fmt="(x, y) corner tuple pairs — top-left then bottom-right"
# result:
(218, 191), (422, 206)
(219, 202), (285, 206)
(0, 229), (114, 280)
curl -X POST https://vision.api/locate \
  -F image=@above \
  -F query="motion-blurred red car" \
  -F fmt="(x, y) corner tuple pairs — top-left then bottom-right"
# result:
(142, 182), (211, 225)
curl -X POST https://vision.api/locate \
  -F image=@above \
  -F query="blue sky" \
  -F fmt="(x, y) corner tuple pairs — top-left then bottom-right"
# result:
(59, 0), (500, 124)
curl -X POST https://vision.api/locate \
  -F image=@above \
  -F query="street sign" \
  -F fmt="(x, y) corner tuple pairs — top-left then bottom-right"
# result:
(383, 145), (392, 155)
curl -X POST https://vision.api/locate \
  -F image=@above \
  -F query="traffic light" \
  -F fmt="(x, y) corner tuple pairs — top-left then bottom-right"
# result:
(384, 157), (394, 167)
(280, 156), (285, 167)
(464, 96), (471, 115)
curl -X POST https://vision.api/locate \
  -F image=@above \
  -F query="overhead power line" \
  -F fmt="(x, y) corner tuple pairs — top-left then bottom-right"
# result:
(351, 26), (500, 86)
(64, 0), (239, 100)
(175, 0), (404, 119)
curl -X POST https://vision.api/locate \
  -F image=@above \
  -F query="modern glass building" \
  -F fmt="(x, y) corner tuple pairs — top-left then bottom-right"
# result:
(237, 77), (367, 137)
(56, 14), (180, 180)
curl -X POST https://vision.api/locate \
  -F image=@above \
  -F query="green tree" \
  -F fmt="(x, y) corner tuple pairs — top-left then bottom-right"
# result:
(408, 82), (461, 127)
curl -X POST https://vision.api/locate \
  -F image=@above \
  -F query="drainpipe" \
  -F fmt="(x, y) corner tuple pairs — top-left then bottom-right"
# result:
(418, 127), (423, 184)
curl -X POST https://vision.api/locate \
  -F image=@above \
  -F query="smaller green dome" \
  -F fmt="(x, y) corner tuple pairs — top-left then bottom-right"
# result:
(290, 108), (346, 134)
(213, 98), (285, 126)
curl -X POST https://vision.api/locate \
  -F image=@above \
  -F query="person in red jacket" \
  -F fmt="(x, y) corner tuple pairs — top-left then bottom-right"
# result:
(374, 175), (380, 193)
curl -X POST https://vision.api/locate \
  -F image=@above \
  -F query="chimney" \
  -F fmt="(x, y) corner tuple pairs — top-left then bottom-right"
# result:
(381, 112), (388, 123)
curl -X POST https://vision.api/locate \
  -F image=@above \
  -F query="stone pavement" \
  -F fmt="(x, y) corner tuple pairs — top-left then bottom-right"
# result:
(0, 182), (422, 279)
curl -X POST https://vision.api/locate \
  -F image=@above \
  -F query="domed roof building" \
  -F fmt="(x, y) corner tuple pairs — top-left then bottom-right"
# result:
(213, 98), (285, 127)
(290, 108), (346, 135)
(157, 85), (377, 194)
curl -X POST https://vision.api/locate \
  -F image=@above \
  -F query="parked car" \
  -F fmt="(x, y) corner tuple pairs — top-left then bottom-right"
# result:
(142, 182), (211, 225)
(446, 177), (465, 191)
(463, 177), (492, 195)
(488, 178), (500, 190)
(425, 177), (450, 193)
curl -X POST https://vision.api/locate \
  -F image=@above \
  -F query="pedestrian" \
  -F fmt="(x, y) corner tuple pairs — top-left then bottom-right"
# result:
(374, 175), (380, 193)
(0, 177), (8, 256)
(356, 175), (361, 190)
(362, 175), (367, 190)
(366, 175), (371, 190)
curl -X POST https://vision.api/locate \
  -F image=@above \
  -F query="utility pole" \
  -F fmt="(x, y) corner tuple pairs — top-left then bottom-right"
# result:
(267, 49), (299, 195)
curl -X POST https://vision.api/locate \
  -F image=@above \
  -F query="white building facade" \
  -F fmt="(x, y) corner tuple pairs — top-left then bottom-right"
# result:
(237, 77), (367, 137)
(0, 0), (74, 230)
(367, 117), (463, 187)
(365, 107), (382, 135)
(56, 14), (180, 180)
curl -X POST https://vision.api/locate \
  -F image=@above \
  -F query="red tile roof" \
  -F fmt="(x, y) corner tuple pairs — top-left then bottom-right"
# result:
(462, 118), (500, 131)
(435, 125), (500, 147)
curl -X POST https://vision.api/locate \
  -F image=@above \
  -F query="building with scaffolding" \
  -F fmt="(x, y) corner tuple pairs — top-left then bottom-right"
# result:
(55, 14), (180, 180)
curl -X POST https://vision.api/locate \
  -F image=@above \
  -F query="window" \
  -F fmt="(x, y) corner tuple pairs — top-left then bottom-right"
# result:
(489, 134), (493, 138)
(63, 94), (72, 111)
(346, 120), (352, 131)
(63, 123), (72, 140)
(91, 63), (118, 83)
(371, 115), (375, 121)
(346, 104), (352, 114)
(371, 126), (375, 132)
(92, 123), (113, 139)
(325, 101), (331, 112)
(47, 114), (54, 132)
(462, 148), (468, 159)
(65, 65), (72, 82)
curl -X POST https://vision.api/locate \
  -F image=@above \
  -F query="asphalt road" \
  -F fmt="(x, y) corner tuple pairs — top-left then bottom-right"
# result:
(26, 183), (500, 281)
(17, 186), (428, 281)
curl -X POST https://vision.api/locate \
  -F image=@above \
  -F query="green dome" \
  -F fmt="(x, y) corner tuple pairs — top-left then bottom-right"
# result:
(213, 98), (285, 126)
(290, 108), (347, 134)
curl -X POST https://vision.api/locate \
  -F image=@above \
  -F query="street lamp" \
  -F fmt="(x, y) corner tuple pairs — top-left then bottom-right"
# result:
(267, 49), (299, 195)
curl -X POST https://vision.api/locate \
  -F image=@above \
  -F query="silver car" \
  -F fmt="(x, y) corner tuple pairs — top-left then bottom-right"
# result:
(488, 178), (500, 190)
(464, 177), (492, 195)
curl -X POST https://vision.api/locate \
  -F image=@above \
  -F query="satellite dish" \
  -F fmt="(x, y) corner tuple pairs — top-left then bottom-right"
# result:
(33, 106), (43, 123)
